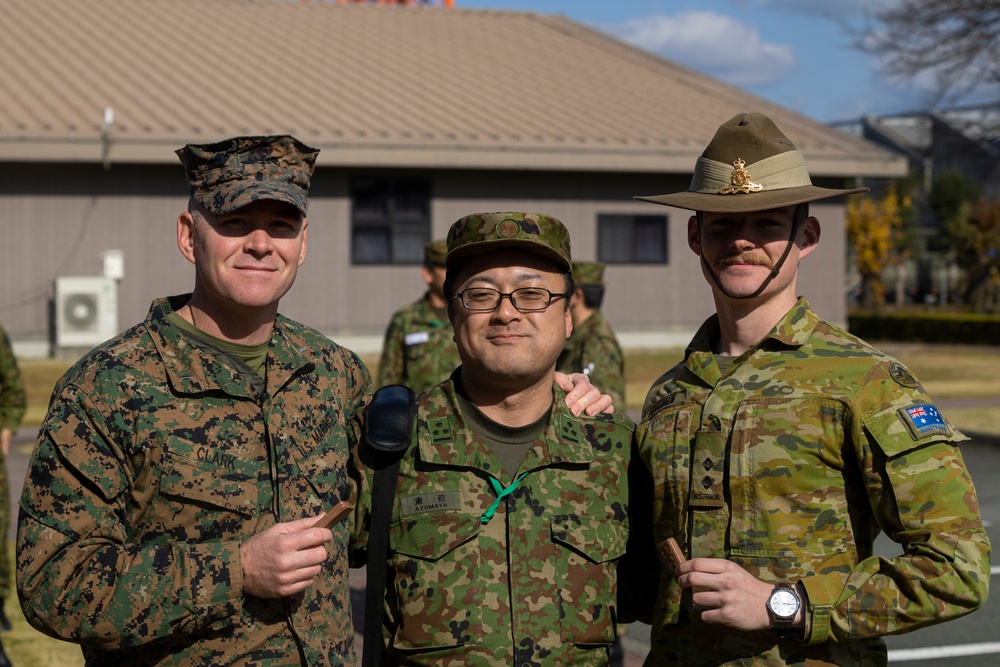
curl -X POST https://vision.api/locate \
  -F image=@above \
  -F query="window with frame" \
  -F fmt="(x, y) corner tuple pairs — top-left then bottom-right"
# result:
(351, 177), (432, 264)
(597, 214), (668, 264)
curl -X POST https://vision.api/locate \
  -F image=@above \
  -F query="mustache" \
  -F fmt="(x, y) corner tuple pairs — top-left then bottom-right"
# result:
(714, 252), (774, 269)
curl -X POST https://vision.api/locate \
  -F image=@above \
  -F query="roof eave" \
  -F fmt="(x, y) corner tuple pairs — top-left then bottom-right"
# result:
(0, 137), (909, 178)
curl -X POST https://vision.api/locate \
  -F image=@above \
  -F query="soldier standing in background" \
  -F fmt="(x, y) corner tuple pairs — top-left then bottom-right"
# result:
(0, 324), (25, 667)
(351, 212), (634, 666)
(558, 259), (625, 409)
(16, 135), (371, 666)
(627, 112), (990, 665)
(376, 240), (460, 393)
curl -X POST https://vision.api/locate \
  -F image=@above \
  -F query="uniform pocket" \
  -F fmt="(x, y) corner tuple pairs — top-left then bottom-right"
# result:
(728, 397), (851, 558)
(551, 517), (627, 645)
(158, 449), (255, 517)
(389, 513), (483, 650)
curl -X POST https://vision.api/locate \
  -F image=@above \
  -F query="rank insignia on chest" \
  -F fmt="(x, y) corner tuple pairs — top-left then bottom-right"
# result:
(899, 404), (950, 439)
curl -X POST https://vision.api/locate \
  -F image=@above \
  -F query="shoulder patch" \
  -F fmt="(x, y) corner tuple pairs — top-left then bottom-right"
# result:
(898, 404), (951, 440)
(889, 362), (920, 388)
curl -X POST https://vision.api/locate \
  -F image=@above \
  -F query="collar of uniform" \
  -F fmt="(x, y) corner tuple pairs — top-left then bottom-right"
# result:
(145, 296), (313, 398)
(683, 316), (724, 388)
(416, 379), (592, 477)
(760, 297), (817, 349)
(263, 315), (316, 396)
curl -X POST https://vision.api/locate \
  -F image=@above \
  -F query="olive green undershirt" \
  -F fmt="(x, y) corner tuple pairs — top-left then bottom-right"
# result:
(455, 378), (549, 478)
(168, 312), (270, 380)
(715, 354), (736, 377)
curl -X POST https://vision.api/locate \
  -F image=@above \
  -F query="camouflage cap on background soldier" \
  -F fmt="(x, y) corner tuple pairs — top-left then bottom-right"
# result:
(176, 134), (319, 216)
(423, 239), (448, 267)
(572, 260), (604, 287)
(446, 212), (572, 272)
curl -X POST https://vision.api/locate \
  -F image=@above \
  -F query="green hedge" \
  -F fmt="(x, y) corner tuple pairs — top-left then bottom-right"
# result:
(847, 311), (1000, 344)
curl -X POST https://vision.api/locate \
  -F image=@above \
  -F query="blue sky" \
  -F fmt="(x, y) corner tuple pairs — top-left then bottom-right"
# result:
(453, 0), (929, 123)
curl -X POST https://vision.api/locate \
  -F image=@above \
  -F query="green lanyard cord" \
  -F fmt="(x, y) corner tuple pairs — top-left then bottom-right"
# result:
(481, 472), (529, 524)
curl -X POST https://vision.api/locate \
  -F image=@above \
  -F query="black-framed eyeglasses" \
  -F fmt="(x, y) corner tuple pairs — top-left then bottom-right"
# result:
(451, 287), (572, 312)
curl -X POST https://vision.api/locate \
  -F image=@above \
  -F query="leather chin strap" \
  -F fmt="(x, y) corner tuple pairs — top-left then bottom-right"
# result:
(699, 216), (800, 300)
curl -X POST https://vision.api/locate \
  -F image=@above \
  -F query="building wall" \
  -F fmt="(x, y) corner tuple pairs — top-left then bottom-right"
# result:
(0, 162), (849, 354)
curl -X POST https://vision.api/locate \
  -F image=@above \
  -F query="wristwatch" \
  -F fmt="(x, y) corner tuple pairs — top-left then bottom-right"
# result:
(767, 583), (801, 630)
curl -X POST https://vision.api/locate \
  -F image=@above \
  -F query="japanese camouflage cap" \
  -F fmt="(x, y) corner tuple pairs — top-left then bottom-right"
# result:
(176, 135), (319, 216)
(572, 260), (604, 286)
(446, 212), (571, 272)
(635, 112), (868, 213)
(424, 240), (448, 267)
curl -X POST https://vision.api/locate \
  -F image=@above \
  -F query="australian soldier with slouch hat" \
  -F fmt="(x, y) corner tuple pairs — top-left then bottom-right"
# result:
(17, 135), (372, 665)
(350, 212), (634, 666)
(628, 113), (990, 665)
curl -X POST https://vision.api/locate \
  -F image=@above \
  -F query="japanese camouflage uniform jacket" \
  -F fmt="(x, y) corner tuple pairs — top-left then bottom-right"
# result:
(633, 299), (990, 666)
(557, 310), (625, 408)
(0, 325), (26, 599)
(376, 295), (460, 394)
(349, 376), (635, 666)
(17, 296), (371, 666)
(0, 325), (26, 434)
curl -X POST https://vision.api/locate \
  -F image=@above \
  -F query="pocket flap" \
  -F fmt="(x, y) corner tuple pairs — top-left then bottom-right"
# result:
(391, 513), (481, 561)
(551, 516), (628, 564)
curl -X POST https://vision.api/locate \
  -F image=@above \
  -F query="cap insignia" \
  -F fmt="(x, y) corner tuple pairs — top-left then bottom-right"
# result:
(495, 218), (521, 239)
(719, 158), (763, 195)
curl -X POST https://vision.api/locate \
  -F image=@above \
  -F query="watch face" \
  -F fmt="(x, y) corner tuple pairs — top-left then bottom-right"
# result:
(768, 588), (799, 619)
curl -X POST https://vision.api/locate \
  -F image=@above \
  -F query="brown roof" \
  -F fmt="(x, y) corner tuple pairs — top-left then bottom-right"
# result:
(0, 0), (905, 177)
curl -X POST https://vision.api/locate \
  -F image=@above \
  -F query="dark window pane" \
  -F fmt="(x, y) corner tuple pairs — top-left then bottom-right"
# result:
(351, 177), (431, 264)
(352, 227), (391, 264)
(633, 216), (667, 263)
(597, 214), (668, 264)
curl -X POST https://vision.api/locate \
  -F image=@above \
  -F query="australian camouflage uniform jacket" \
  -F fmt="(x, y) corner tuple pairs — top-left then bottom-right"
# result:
(632, 298), (990, 666)
(557, 310), (625, 408)
(17, 295), (371, 666)
(350, 374), (635, 666)
(376, 295), (460, 394)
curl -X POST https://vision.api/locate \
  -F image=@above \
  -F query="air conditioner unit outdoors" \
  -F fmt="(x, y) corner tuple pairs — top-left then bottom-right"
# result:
(55, 276), (119, 349)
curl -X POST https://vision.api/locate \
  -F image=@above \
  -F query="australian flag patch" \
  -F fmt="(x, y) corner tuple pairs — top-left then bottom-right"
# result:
(899, 404), (950, 439)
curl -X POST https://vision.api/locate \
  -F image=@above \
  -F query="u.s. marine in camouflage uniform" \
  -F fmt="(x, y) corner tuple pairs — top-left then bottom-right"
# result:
(17, 136), (370, 666)
(626, 113), (990, 666)
(376, 240), (460, 393)
(558, 260), (626, 408)
(350, 212), (634, 666)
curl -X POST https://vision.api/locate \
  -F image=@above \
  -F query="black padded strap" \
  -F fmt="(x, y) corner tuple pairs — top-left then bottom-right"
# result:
(361, 385), (415, 667)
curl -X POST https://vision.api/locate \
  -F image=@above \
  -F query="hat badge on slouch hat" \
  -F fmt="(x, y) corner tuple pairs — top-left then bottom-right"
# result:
(635, 112), (868, 213)
(719, 159), (764, 195)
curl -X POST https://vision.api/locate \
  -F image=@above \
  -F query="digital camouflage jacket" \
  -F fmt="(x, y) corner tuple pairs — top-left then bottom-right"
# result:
(350, 376), (635, 666)
(17, 296), (371, 666)
(633, 299), (990, 666)
(375, 295), (460, 394)
(557, 310), (625, 408)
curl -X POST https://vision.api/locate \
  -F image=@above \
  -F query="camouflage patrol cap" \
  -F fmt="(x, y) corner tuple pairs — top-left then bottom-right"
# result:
(424, 240), (448, 267)
(176, 135), (319, 216)
(446, 212), (571, 272)
(635, 112), (868, 213)
(572, 260), (604, 286)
